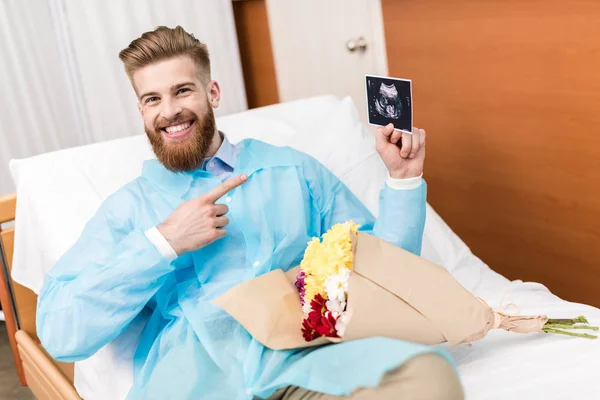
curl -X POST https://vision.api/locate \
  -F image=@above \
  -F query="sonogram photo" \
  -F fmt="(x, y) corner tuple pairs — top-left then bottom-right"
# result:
(366, 75), (412, 133)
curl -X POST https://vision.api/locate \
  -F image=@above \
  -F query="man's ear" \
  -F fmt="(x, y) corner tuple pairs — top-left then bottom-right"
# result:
(207, 80), (221, 108)
(137, 102), (143, 115)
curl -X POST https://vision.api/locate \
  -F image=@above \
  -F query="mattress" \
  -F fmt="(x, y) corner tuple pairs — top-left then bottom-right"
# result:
(9, 95), (600, 399)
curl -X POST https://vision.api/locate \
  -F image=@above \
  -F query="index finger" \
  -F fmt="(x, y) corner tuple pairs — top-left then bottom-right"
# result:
(203, 174), (248, 203)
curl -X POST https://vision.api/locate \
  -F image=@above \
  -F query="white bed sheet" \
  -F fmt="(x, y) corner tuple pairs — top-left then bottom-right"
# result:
(9, 96), (600, 399)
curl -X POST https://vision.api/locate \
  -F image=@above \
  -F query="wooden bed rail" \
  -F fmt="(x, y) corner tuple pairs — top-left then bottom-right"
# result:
(0, 193), (26, 386)
(0, 193), (76, 394)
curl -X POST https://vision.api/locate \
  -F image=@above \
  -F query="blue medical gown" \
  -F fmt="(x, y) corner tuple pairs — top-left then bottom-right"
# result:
(37, 139), (453, 399)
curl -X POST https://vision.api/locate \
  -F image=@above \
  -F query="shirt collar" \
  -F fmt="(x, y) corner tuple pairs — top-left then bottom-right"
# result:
(141, 133), (239, 202)
(202, 133), (238, 171)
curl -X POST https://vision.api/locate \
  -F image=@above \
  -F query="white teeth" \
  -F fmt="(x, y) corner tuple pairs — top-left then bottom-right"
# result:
(165, 122), (191, 133)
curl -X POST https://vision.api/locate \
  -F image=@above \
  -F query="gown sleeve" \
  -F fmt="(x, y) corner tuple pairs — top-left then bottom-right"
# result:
(304, 156), (427, 256)
(36, 188), (176, 362)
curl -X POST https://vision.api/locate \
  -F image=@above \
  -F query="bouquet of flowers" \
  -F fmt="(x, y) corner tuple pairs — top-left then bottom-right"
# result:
(214, 222), (597, 350)
(296, 221), (357, 341)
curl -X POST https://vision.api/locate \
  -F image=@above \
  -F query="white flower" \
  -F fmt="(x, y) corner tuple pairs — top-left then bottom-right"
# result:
(335, 312), (350, 337)
(323, 269), (351, 338)
(302, 300), (312, 317)
(326, 298), (346, 316)
(324, 269), (350, 305)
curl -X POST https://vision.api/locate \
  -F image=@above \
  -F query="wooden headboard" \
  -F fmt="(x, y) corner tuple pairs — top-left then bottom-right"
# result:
(381, 0), (600, 307)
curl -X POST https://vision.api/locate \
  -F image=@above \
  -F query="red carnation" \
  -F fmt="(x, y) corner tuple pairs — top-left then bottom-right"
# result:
(302, 318), (319, 341)
(315, 311), (338, 337)
(311, 293), (328, 313)
(301, 293), (340, 341)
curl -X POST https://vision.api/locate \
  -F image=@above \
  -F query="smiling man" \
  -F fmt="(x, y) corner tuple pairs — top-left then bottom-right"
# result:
(132, 45), (220, 174)
(36, 26), (463, 399)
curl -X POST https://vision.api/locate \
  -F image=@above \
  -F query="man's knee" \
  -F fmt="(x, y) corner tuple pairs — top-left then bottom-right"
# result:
(385, 353), (464, 400)
(264, 354), (464, 400)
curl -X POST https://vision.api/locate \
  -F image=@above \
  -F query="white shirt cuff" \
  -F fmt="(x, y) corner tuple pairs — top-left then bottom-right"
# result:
(386, 173), (423, 191)
(145, 226), (178, 260)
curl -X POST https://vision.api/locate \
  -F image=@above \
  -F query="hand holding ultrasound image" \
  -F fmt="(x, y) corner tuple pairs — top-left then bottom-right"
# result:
(366, 75), (412, 134)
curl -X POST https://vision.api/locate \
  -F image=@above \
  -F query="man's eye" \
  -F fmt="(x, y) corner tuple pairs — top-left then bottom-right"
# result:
(177, 88), (190, 95)
(145, 97), (159, 104)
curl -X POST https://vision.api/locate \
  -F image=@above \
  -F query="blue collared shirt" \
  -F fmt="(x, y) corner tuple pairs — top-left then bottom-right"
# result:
(199, 133), (240, 182)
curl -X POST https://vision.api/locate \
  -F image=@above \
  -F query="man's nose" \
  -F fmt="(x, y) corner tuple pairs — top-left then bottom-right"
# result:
(160, 98), (183, 121)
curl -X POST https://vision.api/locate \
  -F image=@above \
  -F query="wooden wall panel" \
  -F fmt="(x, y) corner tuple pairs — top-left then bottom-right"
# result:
(382, 0), (600, 307)
(233, 0), (279, 109)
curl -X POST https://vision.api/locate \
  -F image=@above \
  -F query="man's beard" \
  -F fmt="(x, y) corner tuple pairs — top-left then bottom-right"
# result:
(145, 107), (216, 173)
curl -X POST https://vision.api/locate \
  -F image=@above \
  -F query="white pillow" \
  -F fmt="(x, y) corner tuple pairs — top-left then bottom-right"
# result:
(285, 96), (385, 216)
(217, 114), (295, 147)
(287, 96), (375, 174)
(234, 94), (343, 131)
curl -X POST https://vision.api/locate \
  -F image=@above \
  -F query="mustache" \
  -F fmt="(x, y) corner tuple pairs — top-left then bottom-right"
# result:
(145, 106), (216, 173)
(154, 112), (198, 130)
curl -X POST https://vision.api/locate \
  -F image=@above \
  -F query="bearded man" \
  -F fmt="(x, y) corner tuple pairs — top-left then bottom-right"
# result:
(37, 26), (463, 400)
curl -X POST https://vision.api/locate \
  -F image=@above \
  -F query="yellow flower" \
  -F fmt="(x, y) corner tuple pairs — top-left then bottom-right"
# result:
(299, 221), (359, 303)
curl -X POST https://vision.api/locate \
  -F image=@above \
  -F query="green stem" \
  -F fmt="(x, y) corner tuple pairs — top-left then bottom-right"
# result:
(546, 316), (589, 325)
(543, 324), (599, 331)
(543, 328), (597, 339)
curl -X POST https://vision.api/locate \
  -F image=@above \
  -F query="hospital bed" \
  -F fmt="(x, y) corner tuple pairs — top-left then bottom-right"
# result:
(1, 95), (599, 400)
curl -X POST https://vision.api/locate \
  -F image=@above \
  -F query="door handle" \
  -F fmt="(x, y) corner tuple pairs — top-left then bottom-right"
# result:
(346, 36), (368, 52)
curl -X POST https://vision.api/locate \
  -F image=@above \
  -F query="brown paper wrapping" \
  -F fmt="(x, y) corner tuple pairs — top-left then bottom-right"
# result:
(213, 232), (547, 350)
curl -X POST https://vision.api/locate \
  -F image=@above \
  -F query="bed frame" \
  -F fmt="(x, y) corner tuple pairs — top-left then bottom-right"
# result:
(0, 193), (81, 399)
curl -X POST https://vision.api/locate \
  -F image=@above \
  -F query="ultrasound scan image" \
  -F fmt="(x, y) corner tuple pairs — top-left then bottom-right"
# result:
(375, 82), (402, 119)
(366, 75), (412, 133)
